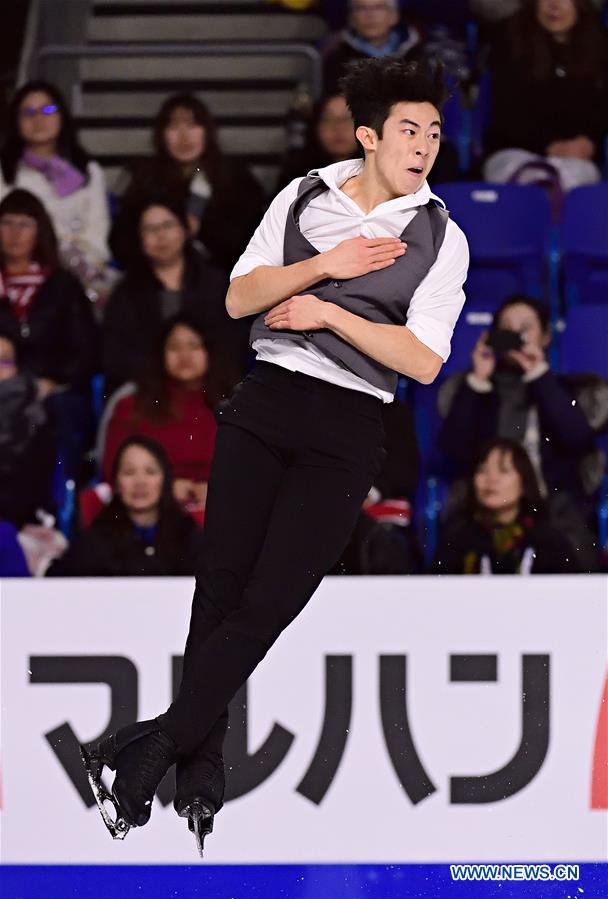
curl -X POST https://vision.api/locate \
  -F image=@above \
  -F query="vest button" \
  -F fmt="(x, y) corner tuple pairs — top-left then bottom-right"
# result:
(333, 280), (342, 288)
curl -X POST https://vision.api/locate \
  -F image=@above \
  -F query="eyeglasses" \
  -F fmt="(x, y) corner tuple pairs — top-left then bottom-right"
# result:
(0, 358), (17, 368)
(140, 219), (182, 237)
(0, 216), (37, 231)
(19, 104), (59, 118)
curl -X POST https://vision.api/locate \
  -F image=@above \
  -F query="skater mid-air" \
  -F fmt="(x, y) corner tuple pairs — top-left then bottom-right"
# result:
(81, 56), (469, 856)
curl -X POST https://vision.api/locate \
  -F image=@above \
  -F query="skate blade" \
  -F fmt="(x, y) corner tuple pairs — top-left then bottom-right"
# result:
(80, 745), (131, 841)
(180, 801), (214, 858)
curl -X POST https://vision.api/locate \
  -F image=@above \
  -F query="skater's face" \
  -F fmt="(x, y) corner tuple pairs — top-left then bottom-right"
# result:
(139, 205), (187, 268)
(164, 323), (209, 383)
(316, 95), (357, 161)
(18, 90), (61, 151)
(163, 107), (206, 164)
(474, 448), (523, 518)
(116, 445), (164, 516)
(357, 101), (441, 197)
(0, 336), (17, 381)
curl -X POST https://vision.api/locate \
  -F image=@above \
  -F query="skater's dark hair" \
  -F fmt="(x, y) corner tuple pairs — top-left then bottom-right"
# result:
(468, 438), (544, 521)
(339, 58), (448, 139)
(131, 315), (237, 423)
(94, 436), (196, 563)
(0, 188), (60, 270)
(1, 80), (90, 185)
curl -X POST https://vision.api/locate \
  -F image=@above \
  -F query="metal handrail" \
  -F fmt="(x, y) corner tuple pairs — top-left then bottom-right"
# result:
(34, 41), (323, 100)
(17, 0), (42, 86)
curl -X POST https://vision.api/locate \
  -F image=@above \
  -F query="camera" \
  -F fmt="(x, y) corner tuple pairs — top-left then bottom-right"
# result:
(486, 328), (524, 355)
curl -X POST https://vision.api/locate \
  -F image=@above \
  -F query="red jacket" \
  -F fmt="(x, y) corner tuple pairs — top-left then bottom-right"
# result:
(103, 384), (217, 483)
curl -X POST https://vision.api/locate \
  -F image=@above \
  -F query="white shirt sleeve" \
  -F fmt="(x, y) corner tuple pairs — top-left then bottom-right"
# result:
(405, 219), (469, 362)
(230, 178), (302, 280)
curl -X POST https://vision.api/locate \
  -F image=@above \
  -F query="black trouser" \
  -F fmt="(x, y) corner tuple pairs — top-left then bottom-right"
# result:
(159, 362), (386, 757)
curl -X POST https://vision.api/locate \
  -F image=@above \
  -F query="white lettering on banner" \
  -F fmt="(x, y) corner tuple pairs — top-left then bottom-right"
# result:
(0, 576), (606, 864)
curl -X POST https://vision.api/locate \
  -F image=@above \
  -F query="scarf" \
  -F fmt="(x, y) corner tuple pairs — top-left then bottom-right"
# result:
(0, 262), (49, 322)
(23, 148), (86, 198)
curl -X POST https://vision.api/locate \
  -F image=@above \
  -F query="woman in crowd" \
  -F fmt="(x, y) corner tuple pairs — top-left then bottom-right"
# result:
(483, 0), (608, 191)
(0, 188), (99, 476)
(437, 295), (607, 569)
(277, 92), (359, 191)
(0, 322), (55, 527)
(50, 436), (204, 576)
(0, 81), (111, 295)
(111, 93), (266, 274)
(101, 316), (236, 507)
(434, 438), (583, 573)
(102, 197), (241, 397)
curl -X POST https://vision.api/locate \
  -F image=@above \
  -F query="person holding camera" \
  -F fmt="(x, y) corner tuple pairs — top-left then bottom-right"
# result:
(437, 295), (607, 571)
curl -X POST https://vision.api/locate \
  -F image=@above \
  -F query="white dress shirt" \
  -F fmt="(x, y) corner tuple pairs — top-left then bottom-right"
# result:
(231, 158), (469, 402)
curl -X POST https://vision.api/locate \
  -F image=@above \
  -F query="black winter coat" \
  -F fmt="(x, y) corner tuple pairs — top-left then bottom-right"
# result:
(0, 268), (99, 387)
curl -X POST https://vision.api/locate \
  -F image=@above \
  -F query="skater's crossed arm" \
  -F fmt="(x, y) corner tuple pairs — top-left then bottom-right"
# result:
(226, 236), (406, 320)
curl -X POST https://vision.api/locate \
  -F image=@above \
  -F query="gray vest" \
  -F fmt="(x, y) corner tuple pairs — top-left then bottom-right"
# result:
(249, 173), (449, 396)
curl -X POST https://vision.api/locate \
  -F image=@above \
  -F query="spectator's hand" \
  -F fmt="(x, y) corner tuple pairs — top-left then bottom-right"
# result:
(173, 478), (196, 504)
(265, 294), (331, 331)
(506, 340), (546, 374)
(471, 331), (495, 383)
(320, 236), (406, 280)
(191, 481), (209, 505)
(187, 213), (201, 237)
(546, 136), (595, 160)
(37, 378), (58, 399)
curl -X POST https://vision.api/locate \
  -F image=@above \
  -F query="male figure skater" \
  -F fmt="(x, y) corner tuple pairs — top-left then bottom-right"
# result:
(82, 57), (469, 854)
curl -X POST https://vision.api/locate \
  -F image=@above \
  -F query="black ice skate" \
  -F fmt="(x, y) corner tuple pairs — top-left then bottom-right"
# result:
(80, 719), (179, 840)
(174, 749), (225, 857)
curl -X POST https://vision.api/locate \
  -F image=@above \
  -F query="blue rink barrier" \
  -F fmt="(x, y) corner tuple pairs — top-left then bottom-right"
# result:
(3, 863), (607, 899)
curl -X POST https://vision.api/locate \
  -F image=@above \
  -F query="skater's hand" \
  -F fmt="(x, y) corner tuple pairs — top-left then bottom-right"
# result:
(320, 236), (406, 280)
(264, 294), (330, 331)
(471, 331), (495, 384)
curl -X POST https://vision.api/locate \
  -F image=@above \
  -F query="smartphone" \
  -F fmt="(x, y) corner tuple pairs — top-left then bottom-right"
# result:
(486, 328), (524, 354)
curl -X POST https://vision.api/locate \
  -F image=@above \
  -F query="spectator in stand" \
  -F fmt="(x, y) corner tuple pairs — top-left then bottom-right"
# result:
(0, 188), (99, 477)
(49, 436), (204, 576)
(0, 322), (55, 527)
(277, 93), (359, 191)
(0, 81), (111, 298)
(102, 196), (241, 397)
(483, 0), (608, 192)
(110, 93), (266, 275)
(101, 316), (236, 508)
(437, 295), (608, 570)
(434, 438), (584, 574)
(322, 0), (420, 95)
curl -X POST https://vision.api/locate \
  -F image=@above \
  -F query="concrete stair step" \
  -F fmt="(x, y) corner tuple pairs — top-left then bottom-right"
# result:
(79, 53), (310, 81)
(88, 13), (326, 42)
(79, 88), (292, 118)
(80, 123), (285, 156)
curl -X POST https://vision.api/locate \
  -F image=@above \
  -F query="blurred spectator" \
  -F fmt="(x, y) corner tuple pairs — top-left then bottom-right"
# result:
(0, 81), (111, 298)
(483, 0), (608, 192)
(277, 93), (359, 190)
(49, 436), (204, 576)
(101, 316), (236, 507)
(471, 0), (605, 22)
(102, 197), (239, 397)
(0, 188), (99, 479)
(433, 438), (584, 573)
(333, 394), (422, 573)
(110, 93), (266, 274)
(322, 0), (420, 95)
(0, 323), (55, 527)
(438, 295), (608, 569)
(0, 189), (99, 392)
(0, 520), (30, 577)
